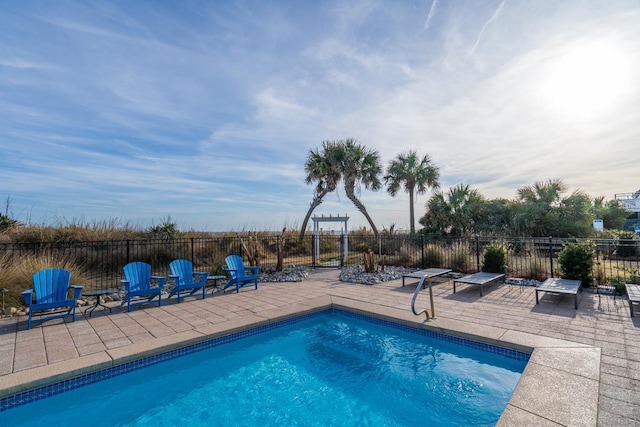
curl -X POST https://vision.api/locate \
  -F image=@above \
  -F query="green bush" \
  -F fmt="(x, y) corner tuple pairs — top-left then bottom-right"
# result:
(0, 214), (19, 232)
(606, 276), (626, 296)
(558, 241), (595, 287)
(481, 243), (506, 274)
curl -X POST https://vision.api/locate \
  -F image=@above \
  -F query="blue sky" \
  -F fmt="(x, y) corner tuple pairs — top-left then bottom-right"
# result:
(2, 1), (639, 232)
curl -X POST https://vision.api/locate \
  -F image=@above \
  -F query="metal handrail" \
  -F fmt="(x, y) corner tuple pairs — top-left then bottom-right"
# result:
(411, 276), (436, 321)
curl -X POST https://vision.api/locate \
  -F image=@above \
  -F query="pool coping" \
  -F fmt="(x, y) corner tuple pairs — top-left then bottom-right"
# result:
(1, 294), (599, 426)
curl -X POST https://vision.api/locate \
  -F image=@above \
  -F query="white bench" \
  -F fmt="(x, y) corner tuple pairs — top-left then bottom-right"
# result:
(625, 283), (640, 317)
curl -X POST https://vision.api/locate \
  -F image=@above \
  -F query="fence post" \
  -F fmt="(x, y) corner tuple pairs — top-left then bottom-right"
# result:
(311, 234), (317, 268)
(190, 237), (195, 263)
(475, 236), (480, 272)
(126, 239), (130, 264)
(421, 234), (425, 269)
(549, 236), (554, 278)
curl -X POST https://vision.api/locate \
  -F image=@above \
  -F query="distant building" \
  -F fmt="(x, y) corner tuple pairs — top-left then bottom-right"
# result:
(616, 191), (640, 231)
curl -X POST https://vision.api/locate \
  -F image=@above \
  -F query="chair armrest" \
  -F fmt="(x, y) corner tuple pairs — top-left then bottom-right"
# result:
(70, 285), (83, 299)
(121, 279), (131, 292)
(245, 266), (260, 274)
(194, 272), (208, 282)
(22, 289), (34, 306)
(151, 276), (166, 288)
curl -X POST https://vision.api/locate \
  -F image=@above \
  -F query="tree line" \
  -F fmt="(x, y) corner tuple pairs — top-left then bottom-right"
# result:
(301, 139), (630, 238)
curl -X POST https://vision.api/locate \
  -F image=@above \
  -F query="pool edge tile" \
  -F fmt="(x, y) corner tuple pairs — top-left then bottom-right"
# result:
(0, 352), (113, 399)
(106, 330), (206, 366)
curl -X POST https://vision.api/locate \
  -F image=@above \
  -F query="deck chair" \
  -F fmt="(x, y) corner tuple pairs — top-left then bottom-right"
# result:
(121, 262), (165, 312)
(223, 255), (259, 293)
(168, 259), (208, 303)
(452, 272), (505, 297)
(22, 268), (83, 329)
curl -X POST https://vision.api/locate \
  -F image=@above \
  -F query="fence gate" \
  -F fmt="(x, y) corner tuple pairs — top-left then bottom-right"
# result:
(312, 214), (349, 267)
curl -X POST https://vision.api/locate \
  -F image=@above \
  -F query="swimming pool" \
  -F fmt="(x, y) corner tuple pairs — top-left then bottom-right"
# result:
(1, 309), (529, 426)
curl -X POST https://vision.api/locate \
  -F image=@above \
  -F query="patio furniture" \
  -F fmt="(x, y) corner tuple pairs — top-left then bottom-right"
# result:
(402, 268), (452, 287)
(625, 283), (640, 317)
(83, 288), (117, 317)
(22, 268), (83, 329)
(223, 255), (259, 293)
(168, 259), (208, 302)
(453, 272), (505, 296)
(535, 278), (582, 309)
(121, 262), (165, 312)
(206, 275), (226, 294)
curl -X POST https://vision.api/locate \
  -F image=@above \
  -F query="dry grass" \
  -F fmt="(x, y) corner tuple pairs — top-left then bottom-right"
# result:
(448, 242), (473, 273)
(423, 244), (444, 268)
(1, 219), (148, 243)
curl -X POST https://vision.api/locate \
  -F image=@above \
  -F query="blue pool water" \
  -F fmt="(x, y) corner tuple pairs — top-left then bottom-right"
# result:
(2, 310), (528, 426)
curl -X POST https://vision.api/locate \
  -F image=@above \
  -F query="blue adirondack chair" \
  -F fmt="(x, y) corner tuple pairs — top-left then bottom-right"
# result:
(223, 255), (259, 293)
(121, 262), (165, 312)
(22, 268), (83, 329)
(168, 259), (208, 303)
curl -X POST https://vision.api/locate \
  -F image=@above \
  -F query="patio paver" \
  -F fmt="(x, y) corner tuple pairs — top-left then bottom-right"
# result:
(1, 269), (639, 425)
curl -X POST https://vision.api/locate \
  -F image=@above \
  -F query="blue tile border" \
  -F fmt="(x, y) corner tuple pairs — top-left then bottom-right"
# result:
(1, 307), (529, 412)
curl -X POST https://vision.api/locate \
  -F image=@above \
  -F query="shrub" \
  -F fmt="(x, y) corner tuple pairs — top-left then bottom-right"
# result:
(558, 241), (595, 287)
(0, 214), (19, 232)
(606, 275), (626, 296)
(481, 243), (506, 274)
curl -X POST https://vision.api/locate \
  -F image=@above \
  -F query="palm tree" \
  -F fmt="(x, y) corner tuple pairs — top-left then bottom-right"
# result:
(445, 184), (484, 236)
(340, 138), (383, 238)
(516, 179), (567, 236)
(300, 138), (383, 239)
(517, 179), (566, 206)
(419, 184), (484, 236)
(299, 141), (343, 239)
(384, 150), (440, 234)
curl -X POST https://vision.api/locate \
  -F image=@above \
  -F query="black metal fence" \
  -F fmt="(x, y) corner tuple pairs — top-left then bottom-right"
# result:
(1, 235), (639, 290)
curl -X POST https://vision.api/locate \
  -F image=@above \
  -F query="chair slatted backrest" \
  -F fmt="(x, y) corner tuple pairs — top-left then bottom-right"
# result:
(123, 262), (152, 291)
(33, 268), (71, 304)
(225, 255), (244, 279)
(170, 259), (193, 282)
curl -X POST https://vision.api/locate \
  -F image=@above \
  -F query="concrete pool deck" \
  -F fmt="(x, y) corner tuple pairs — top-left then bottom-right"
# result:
(1, 268), (638, 425)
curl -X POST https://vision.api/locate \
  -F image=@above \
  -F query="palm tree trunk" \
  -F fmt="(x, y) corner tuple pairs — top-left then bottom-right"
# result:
(409, 190), (415, 234)
(299, 189), (330, 239)
(345, 180), (379, 239)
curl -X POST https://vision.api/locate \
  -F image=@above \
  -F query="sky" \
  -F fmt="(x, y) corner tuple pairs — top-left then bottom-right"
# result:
(1, 0), (639, 233)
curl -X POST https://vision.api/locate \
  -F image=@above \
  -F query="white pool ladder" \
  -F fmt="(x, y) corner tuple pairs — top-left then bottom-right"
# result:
(411, 276), (436, 321)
